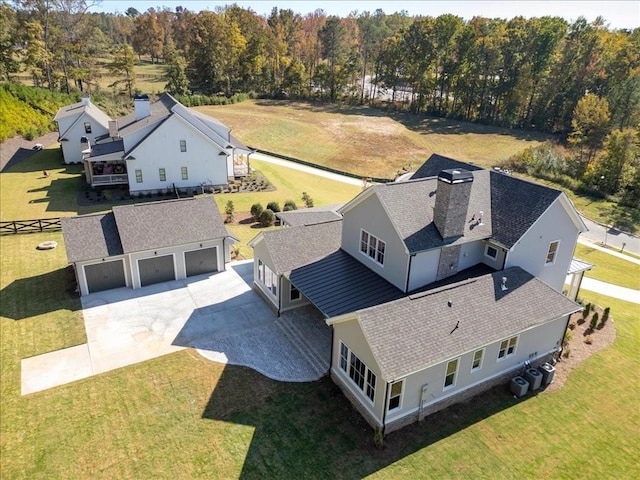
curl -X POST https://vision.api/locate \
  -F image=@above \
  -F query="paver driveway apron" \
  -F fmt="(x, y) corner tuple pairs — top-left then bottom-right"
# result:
(21, 260), (331, 395)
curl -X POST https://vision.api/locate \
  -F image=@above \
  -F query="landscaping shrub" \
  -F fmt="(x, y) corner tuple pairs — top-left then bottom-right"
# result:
(302, 191), (314, 208)
(250, 203), (264, 221)
(600, 307), (610, 327)
(563, 329), (572, 346)
(283, 200), (297, 211)
(266, 201), (281, 213)
(582, 303), (592, 319)
(568, 320), (576, 330)
(225, 200), (235, 223)
(590, 312), (599, 331)
(563, 348), (571, 358)
(259, 209), (275, 227)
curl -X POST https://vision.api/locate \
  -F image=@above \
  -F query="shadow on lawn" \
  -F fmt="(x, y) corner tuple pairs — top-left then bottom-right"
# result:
(201, 364), (523, 479)
(0, 266), (80, 320)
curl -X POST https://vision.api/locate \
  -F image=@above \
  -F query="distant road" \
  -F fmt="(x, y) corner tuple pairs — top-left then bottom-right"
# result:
(579, 216), (639, 256)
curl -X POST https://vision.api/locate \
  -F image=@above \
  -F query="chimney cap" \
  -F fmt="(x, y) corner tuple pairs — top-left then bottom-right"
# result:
(438, 168), (473, 184)
(134, 94), (149, 101)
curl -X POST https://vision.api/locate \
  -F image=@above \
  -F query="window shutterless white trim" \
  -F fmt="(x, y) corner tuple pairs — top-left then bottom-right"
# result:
(443, 358), (459, 389)
(135, 169), (143, 183)
(497, 336), (518, 360)
(257, 259), (277, 298)
(471, 348), (484, 372)
(339, 341), (376, 403)
(179, 139), (187, 152)
(545, 240), (560, 265)
(388, 380), (404, 411)
(159, 168), (166, 181)
(181, 166), (188, 180)
(484, 245), (498, 259)
(359, 229), (386, 266)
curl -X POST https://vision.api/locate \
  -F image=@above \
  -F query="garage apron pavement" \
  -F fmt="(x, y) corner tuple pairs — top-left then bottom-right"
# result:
(21, 260), (330, 395)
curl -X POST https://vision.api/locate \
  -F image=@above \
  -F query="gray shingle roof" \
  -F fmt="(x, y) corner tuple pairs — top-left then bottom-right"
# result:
(490, 171), (561, 248)
(259, 220), (343, 274)
(289, 249), (406, 318)
(410, 153), (563, 249)
(61, 213), (123, 263)
(354, 267), (581, 380)
(89, 139), (124, 158)
(373, 169), (492, 253)
(276, 209), (342, 227)
(112, 197), (232, 253)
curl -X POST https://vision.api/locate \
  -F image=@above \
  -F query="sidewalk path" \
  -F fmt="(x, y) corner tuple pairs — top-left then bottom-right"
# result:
(577, 238), (640, 266)
(579, 277), (640, 304)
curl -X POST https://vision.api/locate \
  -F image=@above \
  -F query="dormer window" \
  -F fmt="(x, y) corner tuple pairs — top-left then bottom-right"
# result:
(84, 122), (92, 134)
(360, 230), (385, 266)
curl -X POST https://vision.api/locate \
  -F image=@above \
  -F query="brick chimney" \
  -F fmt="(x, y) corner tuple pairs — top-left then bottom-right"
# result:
(433, 169), (473, 239)
(134, 94), (151, 121)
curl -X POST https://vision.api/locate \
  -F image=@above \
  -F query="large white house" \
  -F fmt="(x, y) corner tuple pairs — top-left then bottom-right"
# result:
(53, 94), (253, 195)
(249, 154), (588, 433)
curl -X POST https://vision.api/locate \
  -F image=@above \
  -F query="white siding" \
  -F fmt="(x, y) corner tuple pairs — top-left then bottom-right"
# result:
(458, 240), (485, 271)
(384, 316), (568, 426)
(124, 115), (228, 192)
(408, 249), (439, 291)
(59, 112), (110, 164)
(506, 199), (580, 291)
(341, 194), (409, 291)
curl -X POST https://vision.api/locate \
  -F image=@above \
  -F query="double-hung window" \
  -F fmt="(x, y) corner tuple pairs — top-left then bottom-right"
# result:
(179, 139), (187, 152)
(444, 358), (458, 389)
(388, 380), (403, 411)
(84, 122), (92, 134)
(360, 230), (386, 266)
(340, 342), (376, 402)
(181, 166), (188, 180)
(159, 168), (166, 182)
(498, 336), (518, 359)
(135, 169), (143, 183)
(471, 349), (484, 371)
(546, 240), (559, 264)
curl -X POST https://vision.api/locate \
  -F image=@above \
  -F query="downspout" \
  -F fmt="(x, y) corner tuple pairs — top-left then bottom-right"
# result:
(558, 314), (573, 359)
(381, 381), (391, 436)
(405, 254), (415, 293)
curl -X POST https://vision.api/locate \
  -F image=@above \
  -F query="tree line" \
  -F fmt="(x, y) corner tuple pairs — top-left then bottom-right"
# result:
(1, 1), (638, 207)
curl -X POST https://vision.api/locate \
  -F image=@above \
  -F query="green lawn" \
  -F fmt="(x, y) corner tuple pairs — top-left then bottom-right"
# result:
(574, 243), (640, 290)
(1, 230), (638, 478)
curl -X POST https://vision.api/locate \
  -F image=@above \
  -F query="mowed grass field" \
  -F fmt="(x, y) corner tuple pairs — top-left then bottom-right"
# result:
(2, 103), (639, 478)
(1, 228), (638, 478)
(198, 100), (553, 179)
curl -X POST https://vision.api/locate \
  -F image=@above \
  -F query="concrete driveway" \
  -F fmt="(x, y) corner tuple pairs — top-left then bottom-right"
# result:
(21, 260), (331, 395)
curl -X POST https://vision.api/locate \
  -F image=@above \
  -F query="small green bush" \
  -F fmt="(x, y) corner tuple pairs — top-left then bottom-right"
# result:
(283, 200), (297, 211)
(225, 200), (235, 223)
(590, 312), (599, 330)
(259, 209), (275, 227)
(563, 329), (573, 346)
(302, 191), (314, 208)
(584, 335), (593, 345)
(582, 303), (592, 319)
(600, 307), (610, 327)
(250, 203), (263, 221)
(266, 201), (281, 213)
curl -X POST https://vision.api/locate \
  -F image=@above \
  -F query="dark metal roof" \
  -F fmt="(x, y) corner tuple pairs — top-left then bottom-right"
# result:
(61, 213), (123, 263)
(112, 197), (232, 253)
(89, 139), (124, 158)
(258, 220), (342, 274)
(355, 267), (581, 380)
(373, 170), (492, 253)
(289, 249), (405, 318)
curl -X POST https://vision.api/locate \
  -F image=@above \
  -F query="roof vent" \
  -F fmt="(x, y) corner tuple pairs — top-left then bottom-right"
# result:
(501, 276), (508, 291)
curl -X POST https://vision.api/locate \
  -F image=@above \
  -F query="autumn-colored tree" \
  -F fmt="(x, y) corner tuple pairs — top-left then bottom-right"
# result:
(568, 93), (611, 169)
(107, 44), (136, 96)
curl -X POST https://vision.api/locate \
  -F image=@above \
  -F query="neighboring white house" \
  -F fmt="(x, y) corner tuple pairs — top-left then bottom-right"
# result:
(54, 94), (253, 195)
(61, 197), (237, 296)
(249, 153), (587, 433)
(53, 96), (113, 164)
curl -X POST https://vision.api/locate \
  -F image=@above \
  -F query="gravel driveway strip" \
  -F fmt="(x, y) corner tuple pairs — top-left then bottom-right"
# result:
(21, 260), (330, 395)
